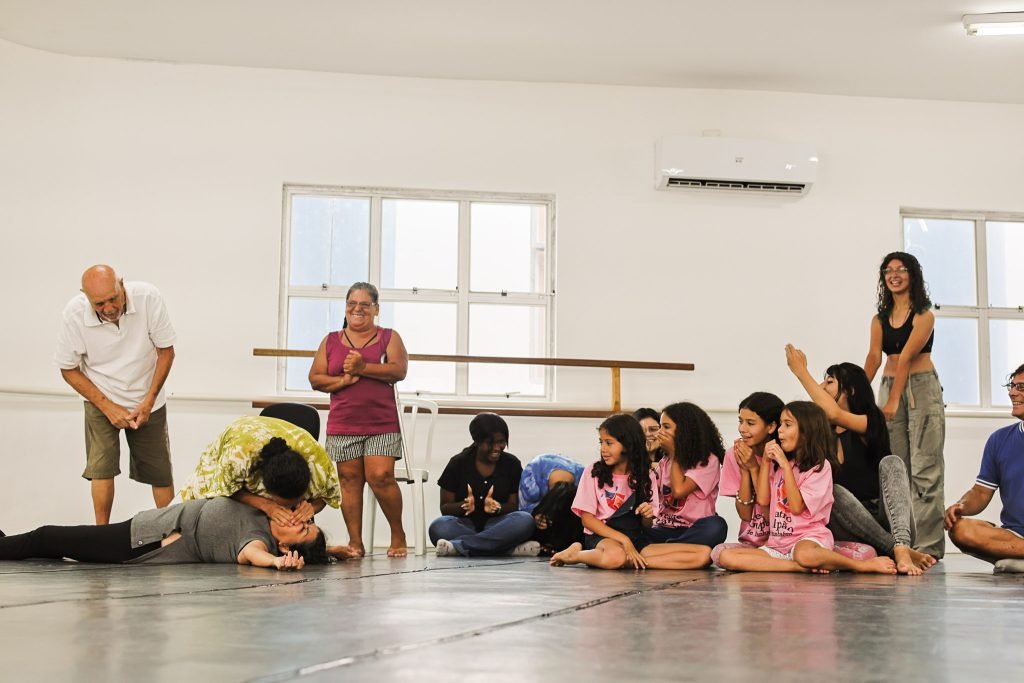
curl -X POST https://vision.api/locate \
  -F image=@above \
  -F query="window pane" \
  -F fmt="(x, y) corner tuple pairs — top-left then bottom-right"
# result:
(930, 317), (979, 406)
(290, 196), (370, 287)
(904, 218), (976, 307)
(284, 298), (347, 391)
(987, 222), (1024, 308)
(379, 302), (456, 394)
(381, 199), (458, 290)
(990, 319), (1024, 407)
(470, 203), (547, 293)
(468, 304), (546, 396)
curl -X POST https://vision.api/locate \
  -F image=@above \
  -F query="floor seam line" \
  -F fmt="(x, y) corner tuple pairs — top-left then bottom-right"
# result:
(247, 573), (721, 682)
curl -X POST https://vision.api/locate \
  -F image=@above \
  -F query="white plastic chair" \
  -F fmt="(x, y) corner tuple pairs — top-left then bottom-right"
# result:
(363, 393), (436, 555)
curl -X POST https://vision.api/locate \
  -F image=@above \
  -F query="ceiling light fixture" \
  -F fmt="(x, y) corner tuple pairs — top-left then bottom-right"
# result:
(963, 12), (1024, 36)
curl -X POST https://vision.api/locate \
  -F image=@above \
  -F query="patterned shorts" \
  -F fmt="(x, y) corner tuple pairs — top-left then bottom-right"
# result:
(326, 432), (403, 463)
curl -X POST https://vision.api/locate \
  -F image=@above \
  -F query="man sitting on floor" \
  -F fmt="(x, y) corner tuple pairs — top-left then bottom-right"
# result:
(945, 363), (1024, 573)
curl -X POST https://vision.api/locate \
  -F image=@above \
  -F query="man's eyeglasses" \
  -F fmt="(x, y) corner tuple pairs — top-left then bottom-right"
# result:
(346, 301), (375, 311)
(1004, 382), (1024, 393)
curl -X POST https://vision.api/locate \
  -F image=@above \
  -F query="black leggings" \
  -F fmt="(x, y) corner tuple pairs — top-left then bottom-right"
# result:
(0, 520), (160, 563)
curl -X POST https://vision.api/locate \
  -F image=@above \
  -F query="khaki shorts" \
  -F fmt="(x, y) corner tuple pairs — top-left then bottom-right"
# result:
(83, 402), (173, 486)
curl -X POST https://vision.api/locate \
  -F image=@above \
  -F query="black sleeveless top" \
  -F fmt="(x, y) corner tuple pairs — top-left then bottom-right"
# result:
(880, 310), (934, 355)
(832, 409), (890, 502)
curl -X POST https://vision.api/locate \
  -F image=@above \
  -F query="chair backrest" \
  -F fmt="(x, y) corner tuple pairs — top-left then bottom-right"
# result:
(394, 392), (437, 480)
(259, 403), (321, 440)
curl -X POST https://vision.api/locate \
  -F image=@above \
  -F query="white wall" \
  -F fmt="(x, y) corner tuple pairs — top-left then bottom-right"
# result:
(1, 38), (1020, 545)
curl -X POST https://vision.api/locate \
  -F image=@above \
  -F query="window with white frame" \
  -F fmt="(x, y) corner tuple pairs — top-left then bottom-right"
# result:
(280, 186), (555, 400)
(902, 210), (1024, 409)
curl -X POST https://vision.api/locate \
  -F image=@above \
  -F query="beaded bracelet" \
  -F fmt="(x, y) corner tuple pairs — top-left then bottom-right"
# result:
(737, 495), (756, 505)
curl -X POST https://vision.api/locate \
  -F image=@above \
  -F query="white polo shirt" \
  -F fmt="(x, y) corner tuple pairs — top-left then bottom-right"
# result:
(55, 281), (177, 410)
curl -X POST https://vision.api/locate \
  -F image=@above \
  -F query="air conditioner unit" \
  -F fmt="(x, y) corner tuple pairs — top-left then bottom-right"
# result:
(655, 136), (818, 195)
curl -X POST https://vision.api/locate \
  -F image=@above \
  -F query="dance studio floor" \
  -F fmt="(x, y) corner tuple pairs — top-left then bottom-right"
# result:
(1, 552), (1021, 682)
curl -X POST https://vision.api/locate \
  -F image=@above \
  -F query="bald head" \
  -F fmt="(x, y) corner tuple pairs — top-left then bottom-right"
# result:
(81, 265), (125, 323)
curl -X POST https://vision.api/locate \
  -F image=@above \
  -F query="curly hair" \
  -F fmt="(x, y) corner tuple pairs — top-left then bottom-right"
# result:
(781, 401), (836, 473)
(876, 251), (932, 316)
(660, 402), (725, 471)
(258, 437), (311, 500)
(591, 414), (652, 504)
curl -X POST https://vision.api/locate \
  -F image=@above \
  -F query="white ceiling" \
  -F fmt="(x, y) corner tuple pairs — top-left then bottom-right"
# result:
(2, 0), (1024, 104)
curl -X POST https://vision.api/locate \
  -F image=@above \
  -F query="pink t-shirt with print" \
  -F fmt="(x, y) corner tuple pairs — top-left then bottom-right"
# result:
(721, 447), (770, 546)
(653, 455), (720, 529)
(572, 464), (659, 535)
(765, 458), (834, 554)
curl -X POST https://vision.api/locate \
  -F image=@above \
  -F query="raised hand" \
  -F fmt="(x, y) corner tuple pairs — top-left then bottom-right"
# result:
(461, 484), (476, 515)
(785, 343), (808, 374)
(764, 441), (788, 467)
(734, 438), (755, 470)
(342, 350), (366, 376)
(482, 486), (501, 514)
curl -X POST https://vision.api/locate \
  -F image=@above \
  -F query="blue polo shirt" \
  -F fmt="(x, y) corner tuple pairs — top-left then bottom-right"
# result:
(977, 421), (1024, 534)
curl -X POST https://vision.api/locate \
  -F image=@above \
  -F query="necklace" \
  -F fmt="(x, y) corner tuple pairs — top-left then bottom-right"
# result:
(343, 327), (378, 349)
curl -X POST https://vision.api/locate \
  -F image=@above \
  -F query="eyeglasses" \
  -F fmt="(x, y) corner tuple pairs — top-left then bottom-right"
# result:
(1004, 382), (1024, 393)
(346, 301), (375, 310)
(882, 267), (909, 275)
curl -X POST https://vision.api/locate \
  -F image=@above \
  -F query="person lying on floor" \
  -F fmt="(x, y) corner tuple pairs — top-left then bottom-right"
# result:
(0, 497), (327, 570)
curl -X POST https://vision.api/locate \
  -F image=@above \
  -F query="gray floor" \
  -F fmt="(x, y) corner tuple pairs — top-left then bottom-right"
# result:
(1, 553), (1023, 682)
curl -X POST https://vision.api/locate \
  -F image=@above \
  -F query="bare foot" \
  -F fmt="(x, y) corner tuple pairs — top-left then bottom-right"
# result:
(857, 556), (898, 574)
(893, 545), (922, 575)
(327, 545), (361, 560)
(550, 542), (583, 567)
(387, 533), (408, 558)
(909, 548), (937, 571)
(347, 542), (366, 558)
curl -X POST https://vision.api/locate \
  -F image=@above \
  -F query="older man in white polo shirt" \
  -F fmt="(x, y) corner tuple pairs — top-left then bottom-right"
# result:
(56, 265), (177, 524)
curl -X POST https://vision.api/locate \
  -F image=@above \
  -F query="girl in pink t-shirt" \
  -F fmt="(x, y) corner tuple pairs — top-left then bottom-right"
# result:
(718, 402), (897, 574)
(648, 402), (727, 548)
(550, 414), (712, 570)
(714, 392), (784, 563)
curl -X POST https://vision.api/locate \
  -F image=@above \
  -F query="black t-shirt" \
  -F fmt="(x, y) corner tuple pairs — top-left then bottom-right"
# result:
(833, 409), (890, 502)
(437, 449), (523, 531)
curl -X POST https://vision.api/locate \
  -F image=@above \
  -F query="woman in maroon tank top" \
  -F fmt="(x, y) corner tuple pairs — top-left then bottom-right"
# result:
(309, 282), (410, 558)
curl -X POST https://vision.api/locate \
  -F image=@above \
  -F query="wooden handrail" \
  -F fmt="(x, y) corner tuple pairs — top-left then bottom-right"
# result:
(253, 348), (694, 414)
(253, 348), (693, 371)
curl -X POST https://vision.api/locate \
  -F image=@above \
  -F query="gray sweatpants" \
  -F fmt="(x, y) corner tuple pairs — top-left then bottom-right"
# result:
(879, 370), (946, 558)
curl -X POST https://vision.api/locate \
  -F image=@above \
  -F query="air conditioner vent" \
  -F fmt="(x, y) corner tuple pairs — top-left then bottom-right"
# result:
(665, 177), (807, 193)
(656, 136), (817, 195)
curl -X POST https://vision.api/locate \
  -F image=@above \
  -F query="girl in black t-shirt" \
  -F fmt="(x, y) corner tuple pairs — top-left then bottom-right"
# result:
(785, 344), (935, 575)
(428, 413), (537, 557)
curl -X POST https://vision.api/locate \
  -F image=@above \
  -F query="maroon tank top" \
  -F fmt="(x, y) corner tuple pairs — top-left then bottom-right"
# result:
(325, 327), (401, 436)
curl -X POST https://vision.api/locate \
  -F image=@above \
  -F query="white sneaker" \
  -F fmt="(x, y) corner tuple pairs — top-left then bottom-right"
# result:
(994, 559), (1024, 574)
(510, 540), (541, 557)
(435, 539), (458, 557)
